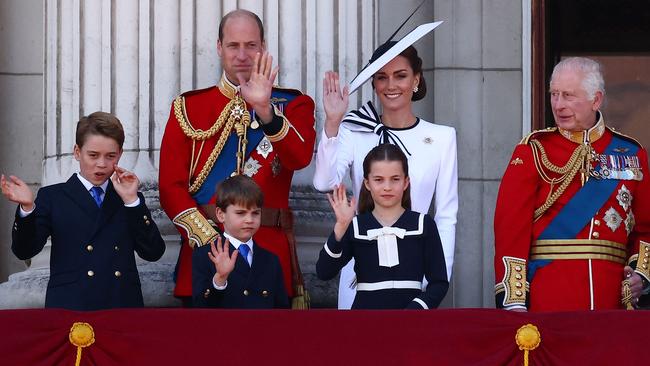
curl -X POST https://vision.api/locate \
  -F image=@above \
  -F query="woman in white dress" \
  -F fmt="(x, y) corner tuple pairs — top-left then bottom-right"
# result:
(313, 42), (458, 309)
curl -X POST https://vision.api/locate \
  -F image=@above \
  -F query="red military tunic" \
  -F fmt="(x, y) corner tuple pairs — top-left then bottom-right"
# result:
(494, 115), (650, 311)
(159, 74), (315, 298)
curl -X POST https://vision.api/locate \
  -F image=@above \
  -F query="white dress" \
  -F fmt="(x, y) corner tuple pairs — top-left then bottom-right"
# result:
(313, 104), (458, 309)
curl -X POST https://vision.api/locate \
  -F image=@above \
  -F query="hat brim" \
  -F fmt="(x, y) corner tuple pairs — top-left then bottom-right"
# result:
(348, 21), (443, 94)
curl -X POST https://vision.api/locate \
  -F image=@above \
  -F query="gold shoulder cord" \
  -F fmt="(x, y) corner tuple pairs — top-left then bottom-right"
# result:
(530, 139), (593, 221)
(173, 95), (250, 194)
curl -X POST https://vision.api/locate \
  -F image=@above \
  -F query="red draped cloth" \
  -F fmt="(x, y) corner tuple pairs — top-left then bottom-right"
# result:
(0, 308), (646, 365)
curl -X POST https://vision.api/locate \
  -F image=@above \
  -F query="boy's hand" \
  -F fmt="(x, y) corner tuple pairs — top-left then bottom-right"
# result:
(328, 184), (356, 241)
(111, 166), (139, 204)
(208, 236), (238, 286)
(1, 174), (35, 211)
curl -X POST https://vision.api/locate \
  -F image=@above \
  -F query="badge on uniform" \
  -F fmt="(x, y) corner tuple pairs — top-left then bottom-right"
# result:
(256, 137), (274, 159)
(592, 153), (643, 181)
(243, 158), (262, 177)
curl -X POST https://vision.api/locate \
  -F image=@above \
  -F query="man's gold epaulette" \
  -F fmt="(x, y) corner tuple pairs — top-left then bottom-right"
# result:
(179, 85), (214, 98)
(607, 126), (644, 148)
(272, 85), (304, 96)
(519, 127), (557, 145)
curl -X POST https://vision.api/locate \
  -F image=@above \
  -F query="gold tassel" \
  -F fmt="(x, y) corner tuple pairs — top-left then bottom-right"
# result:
(69, 322), (95, 366)
(291, 285), (311, 310)
(516, 324), (541, 366)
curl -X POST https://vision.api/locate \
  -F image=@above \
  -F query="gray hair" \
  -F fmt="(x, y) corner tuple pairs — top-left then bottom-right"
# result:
(550, 57), (605, 100)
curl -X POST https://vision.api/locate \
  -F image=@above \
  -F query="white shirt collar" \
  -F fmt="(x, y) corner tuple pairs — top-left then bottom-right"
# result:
(223, 232), (254, 265)
(223, 232), (254, 251)
(76, 173), (109, 192)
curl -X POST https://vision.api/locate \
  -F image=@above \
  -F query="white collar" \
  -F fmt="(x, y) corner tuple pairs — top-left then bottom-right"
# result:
(76, 173), (109, 192)
(223, 232), (254, 251)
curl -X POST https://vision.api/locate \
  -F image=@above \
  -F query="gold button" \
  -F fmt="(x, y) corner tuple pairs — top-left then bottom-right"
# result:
(203, 289), (211, 298)
(262, 290), (269, 297)
(86, 245), (94, 252)
(145, 220), (151, 226)
(515, 290), (523, 296)
(87, 270), (94, 277)
(643, 264), (648, 269)
(143, 215), (148, 220)
(515, 266), (522, 272)
(592, 232), (599, 238)
(114, 271), (121, 277)
(515, 282), (522, 288)
(114, 245), (119, 251)
(645, 252), (649, 257)
(594, 219), (601, 226)
(515, 274), (522, 280)
(243, 290), (249, 296)
(644, 258), (648, 264)
(190, 214), (195, 219)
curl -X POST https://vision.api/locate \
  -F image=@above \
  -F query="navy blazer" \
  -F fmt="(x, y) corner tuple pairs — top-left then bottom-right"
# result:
(11, 174), (166, 310)
(192, 238), (289, 309)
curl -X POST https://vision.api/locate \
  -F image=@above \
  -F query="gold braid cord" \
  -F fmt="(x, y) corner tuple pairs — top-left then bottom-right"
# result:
(173, 95), (250, 194)
(530, 140), (592, 220)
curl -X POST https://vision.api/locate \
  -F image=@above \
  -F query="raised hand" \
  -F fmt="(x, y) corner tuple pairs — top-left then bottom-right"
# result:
(110, 166), (139, 205)
(238, 51), (279, 123)
(208, 236), (238, 286)
(1, 174), (34, 211)
(322, 71), (350, 138)
(327, 184), (356, 241)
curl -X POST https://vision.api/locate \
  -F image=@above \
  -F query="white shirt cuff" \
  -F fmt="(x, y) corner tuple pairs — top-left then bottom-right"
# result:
(212, 279), (228, 290)
(19, 205), (35, 217)
(124, 198), (140, 207)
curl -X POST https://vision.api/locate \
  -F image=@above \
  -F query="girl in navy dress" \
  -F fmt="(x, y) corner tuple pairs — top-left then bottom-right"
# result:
(316, 144), (449, 309)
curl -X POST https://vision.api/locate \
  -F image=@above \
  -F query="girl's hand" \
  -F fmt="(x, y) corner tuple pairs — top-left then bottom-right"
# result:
(327, 184), (356, 241)
(208, 236), (238, 286)
(322, 71), (350, 138)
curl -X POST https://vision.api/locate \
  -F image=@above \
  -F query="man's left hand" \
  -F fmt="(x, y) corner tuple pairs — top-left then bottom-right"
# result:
(238, 51), (279, 123)
(622, 266), (643, 305)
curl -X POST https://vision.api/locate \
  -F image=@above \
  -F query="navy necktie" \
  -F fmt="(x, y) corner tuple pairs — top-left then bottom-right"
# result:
(90, 186), (104, 207)
(238, 244), (250, 266)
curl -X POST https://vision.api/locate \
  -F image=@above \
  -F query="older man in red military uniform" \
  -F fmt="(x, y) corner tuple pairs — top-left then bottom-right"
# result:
(494, 57), (650, 311)
(159, 9), (315, 307)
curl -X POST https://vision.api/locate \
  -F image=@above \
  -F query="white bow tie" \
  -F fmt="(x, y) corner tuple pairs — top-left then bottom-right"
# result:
(366, 227), (406, 268)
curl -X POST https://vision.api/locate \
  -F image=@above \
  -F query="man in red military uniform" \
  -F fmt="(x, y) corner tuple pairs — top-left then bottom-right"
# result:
(494, 57), (650, 311)
(159, 9), (315, 307)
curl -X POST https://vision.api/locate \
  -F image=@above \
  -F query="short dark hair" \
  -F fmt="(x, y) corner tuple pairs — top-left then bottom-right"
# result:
(218, 9), (265, 42)
(370, 43), (427, 101)
(75, 111), (125, 148)
(358, 144), (411, 214)
(216, 175), (264, 210)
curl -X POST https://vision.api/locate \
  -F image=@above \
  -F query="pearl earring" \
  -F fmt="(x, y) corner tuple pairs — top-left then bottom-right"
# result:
(413, 86), (419, 93)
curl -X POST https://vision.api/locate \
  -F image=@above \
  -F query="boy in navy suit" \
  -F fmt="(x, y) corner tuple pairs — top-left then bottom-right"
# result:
(1, 111), (165, 310)
(192, 175), (289, 308)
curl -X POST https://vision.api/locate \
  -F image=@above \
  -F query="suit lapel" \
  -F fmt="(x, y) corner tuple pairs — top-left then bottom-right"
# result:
(98, 182), (122, 228)
(62, 175), (100, 218)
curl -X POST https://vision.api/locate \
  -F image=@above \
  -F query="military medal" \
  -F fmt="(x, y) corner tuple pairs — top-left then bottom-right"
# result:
(271, 155), (281, 177)
(243, 158), (262, 177)
(616, 185), (632, 211)
(625, 212), (635, 235)
(256, 137), (273, 159)
(603, 207), (623, 232)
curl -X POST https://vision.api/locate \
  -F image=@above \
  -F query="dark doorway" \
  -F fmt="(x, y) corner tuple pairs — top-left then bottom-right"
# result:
(533, 0), (650, 146)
